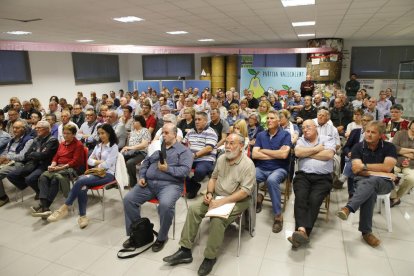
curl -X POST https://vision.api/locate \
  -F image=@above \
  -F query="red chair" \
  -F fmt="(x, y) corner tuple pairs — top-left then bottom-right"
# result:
(148, 179), (188, 239)
(88, 152), (125, 221)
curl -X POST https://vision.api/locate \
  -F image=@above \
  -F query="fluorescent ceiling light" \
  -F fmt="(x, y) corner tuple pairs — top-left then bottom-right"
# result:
(281, 0), (315, 7)
(166, 31), (188, 35)
(5, 31), (32, 35)
(198, 38), (215, 42)
(298, 33), (315, 37)
(76, 39), (94, 43)
(292, 21), (315, 27)
(113, 16), (144, 23)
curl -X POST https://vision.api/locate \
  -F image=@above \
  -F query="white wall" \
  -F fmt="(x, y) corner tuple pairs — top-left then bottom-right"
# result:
(0, 51), (129, 108)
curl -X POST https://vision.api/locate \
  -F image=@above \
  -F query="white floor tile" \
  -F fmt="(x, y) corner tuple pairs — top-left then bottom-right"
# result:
(123, 257), (172, 276)
(0, 246), (25, 270)
(304, 266), (347, 276)
(56, 242), (109, 271)
(85, 248), (136, 276)
(37, 263), (82, 276)
(213, 253), (262, 276)
(0, 254), (50, 276)
(259, 259), (304, 276)
(304, 245), (348, 274)
(389, 258), (414, 276)
(347, 254), (393, 276)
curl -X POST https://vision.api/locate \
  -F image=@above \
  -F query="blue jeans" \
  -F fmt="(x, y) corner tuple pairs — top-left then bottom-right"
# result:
(123, 181), (183, 241)
(65, 173), (115, 216)
(348, 176), (394, 234)
(187, 161), (214, 193)
(256, 167), (288, 215)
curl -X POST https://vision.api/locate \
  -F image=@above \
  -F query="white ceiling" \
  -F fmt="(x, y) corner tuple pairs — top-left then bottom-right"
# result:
(0, 0), (414, 47)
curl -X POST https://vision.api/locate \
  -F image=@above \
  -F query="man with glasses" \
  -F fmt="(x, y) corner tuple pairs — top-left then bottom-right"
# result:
(163, 133), (256, 275)
(0, 121), (33, 206)
(183, 112), (218, 199)
(141, 102), (156, 135)
(287, 119), (335, 248)
(45, 113), (59, 139)
(364, 97), (382, 121)
(78, 110), (100, 153)
(7, 121), (59, 200)
(377, 90), (392, 119)
(72, 104), (85, 128)
(106, 110), (127, 149)
(57, 111), (80, 143)
(6, 109), (24, 137)
(383, 104), (409, 140)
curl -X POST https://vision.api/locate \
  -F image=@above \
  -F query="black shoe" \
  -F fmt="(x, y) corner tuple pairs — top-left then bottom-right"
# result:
(0, 196), (10, 207)
(390, 198), (401, 208)
(187, 183), (201, 199)
(34, 193), (40, 200)
(31, 207), (52, 218)
(198, 258), (216, 276)
(163, 248), (193, 265)
(105, 183), (118, 190)
(152, 239), (167, 252)
(122, 238), (135, 249)
(256, 194), (264, 213)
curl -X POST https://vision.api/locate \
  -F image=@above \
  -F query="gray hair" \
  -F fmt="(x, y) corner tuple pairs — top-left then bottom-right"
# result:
(37, 120), (51, 131)
(163, 114), (177, 125)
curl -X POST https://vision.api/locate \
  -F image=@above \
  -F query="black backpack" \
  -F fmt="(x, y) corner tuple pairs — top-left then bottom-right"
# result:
(117, 218), (158, 259)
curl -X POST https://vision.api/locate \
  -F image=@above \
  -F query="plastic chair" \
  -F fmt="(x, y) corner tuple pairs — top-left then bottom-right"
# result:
(376, 192), (392, 232)
(89, 152), (125, 221)
(147, 179), (189, 239)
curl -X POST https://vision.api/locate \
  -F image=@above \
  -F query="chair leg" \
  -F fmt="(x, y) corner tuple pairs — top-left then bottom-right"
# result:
(101, 189), (105, 221)
(383, 195), (392, 232)
(237, 212), (243, 257)
(173, 210), (176, 240)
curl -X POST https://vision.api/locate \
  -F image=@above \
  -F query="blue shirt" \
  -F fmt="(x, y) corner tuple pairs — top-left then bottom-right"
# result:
(140, 141), (193, 184)
(254, 128), (291, 171)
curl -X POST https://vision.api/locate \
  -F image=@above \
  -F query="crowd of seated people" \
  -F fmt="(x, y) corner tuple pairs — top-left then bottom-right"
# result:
(0, 82), (411, 273)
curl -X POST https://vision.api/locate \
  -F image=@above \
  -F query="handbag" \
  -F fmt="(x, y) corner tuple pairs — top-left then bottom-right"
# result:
(84, 167), (106, 178)
(117, 217), (158, 259)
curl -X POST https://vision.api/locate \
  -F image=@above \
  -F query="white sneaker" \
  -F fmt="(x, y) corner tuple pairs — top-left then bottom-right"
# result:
(47, 205), (68, 222)
(78, 216), (89, 229)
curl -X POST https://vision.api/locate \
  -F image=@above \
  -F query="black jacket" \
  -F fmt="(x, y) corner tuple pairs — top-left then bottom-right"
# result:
(25, 134), (59, 169)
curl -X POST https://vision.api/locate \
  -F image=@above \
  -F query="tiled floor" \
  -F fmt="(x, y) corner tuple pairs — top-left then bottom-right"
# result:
(1, 181), (414, 276)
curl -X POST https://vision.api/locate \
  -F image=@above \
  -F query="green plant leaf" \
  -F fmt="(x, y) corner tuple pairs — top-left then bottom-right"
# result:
(282, 85), (291, 90)
(248, 69), (257, 75)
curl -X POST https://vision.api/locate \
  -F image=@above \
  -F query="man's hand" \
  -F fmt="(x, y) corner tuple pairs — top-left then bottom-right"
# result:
(120, 147), (129, 153)
(203, 193), (213, 205)
(208, 198), (226, 210)
(138, 178), (147, 187)
(158, 161), (168, 172)
(314, 143), (325, 152)
(296, 117), (303, 124)
(337, 126), (344, 134)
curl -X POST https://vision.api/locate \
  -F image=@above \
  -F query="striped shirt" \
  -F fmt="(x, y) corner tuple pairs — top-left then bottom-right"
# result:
(183, 126), (218, 163)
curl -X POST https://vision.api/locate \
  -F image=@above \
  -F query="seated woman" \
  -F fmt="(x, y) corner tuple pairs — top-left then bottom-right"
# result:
(47, 124), (118, 229)
(31, 124), (85, 218)
(269, 94), (282, 111)
(345, 108), (363, 138)
(177, 107), (195, 138)
(226, 103), (244, 126)
(239, 99), (252, 118)
(258, 100), (271, 130)
(279, 109), (299, 145)
(390, 121), (414, 207)
(247, 113), (264, 155)
(232, 119), (250, 152)
(121, 115), (151, 188)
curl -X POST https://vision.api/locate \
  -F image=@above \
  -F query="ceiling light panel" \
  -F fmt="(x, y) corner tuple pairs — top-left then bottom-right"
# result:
(281, 0), (315, 7)
(113, 16), (144, 23)
(292, 21), (315, 27)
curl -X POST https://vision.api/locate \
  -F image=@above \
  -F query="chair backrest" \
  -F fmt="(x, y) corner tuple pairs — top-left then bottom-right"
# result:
(83, 147), (89, 171)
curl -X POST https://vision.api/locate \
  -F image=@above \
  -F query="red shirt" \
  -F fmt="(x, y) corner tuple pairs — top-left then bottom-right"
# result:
(145, 115), (157, 130)
(52, 138), (84, 169)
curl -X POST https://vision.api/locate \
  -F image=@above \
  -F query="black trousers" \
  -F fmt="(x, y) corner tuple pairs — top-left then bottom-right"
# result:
(293, 172), (332, 236)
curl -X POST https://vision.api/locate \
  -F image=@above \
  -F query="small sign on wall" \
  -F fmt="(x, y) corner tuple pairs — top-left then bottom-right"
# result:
(320, 69), (329, 77)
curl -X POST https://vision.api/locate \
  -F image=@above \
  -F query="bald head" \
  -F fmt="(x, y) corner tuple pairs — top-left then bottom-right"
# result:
(162, 123), (178, 146)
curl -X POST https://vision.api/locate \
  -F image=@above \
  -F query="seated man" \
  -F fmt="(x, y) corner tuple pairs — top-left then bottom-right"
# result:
(163, 133), (256, 276)
(0, 121), (33, 206)
(7, 121), (59, 199)
(31, 124), (85, 218)
(253, 110), (291, 233)
(182, 112), (218, 199)
(123, 123), (192, 252)
(78, 109), (101, 153)
(106, 110), (127, 150)
(337, 121), (397, 247)
(383, 104), (409, 141)
(57, 110), (80, 142)
(390, 121), (414, 207)
(153, 114), (183, 141)
(287, 120), (336, 248)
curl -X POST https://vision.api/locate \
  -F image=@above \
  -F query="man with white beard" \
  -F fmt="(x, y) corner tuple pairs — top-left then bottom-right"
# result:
(163, 133), (256, 276)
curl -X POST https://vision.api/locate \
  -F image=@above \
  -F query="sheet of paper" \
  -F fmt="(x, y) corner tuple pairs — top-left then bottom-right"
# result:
(205, 196), (236, 219)
(320, 69), (329, 76)
(312, 58), (320, 65)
